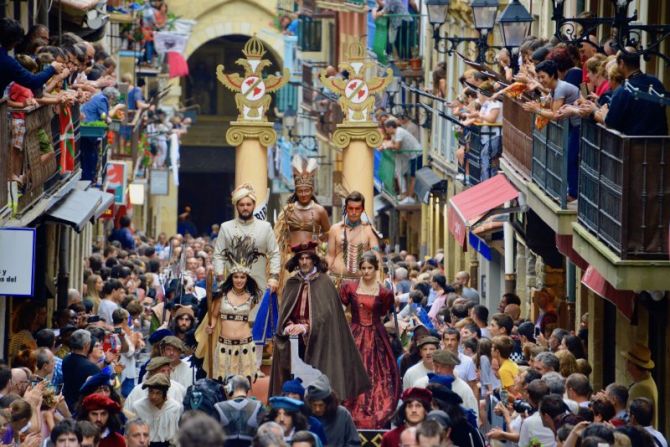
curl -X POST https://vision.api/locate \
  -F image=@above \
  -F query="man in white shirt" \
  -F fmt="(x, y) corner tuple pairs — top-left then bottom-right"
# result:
(98, 279), (125, 326)
(630, 397), (668, 447)
(160, 336), (194, 388)
(519, 380), (556, 447)
(442, 328), (478, 398)
(127, 373), (182, 445)
(403, 336), (440, 390)
(124, 356), (186, 412)
(413, 350), (479, 421)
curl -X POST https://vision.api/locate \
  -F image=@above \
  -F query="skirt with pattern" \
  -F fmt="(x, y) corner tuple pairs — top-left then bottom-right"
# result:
(213, 336), (257, 382)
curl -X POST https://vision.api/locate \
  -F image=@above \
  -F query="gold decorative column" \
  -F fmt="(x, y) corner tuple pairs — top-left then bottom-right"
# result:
(217, 35), (289, 208)
(321, 42), (392, 217)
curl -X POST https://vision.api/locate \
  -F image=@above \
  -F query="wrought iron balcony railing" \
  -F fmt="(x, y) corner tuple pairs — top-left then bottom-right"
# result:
(578, 120), (670, 260)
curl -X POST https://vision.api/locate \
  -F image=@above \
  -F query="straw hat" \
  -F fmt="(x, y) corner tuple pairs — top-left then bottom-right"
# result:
(621, 342), (655, 370)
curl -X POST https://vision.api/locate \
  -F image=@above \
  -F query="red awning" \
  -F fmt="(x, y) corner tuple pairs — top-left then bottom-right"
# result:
(448, 174), (519, 248)
(556, 234), (589, 270)
(581, 266), (636, 320)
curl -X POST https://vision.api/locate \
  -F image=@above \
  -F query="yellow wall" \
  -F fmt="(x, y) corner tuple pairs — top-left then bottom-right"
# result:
(169, 0), (285, 61)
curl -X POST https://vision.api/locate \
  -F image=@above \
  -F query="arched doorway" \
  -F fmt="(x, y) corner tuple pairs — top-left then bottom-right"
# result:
(177, 34), (282, 236)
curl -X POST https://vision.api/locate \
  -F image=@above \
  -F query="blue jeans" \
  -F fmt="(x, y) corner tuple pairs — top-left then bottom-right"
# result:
(80, 136), (100, 182)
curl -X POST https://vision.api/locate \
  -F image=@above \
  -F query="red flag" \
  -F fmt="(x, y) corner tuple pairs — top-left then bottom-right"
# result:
(59, 105), (76, 173)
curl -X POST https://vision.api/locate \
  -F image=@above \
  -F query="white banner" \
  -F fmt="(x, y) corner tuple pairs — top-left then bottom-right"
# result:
(154, 32), (188, 55)
(0, 228), (36, 296)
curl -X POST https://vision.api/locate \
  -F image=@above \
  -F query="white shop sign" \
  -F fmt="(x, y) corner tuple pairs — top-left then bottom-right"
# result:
(0, 228), (36, 296)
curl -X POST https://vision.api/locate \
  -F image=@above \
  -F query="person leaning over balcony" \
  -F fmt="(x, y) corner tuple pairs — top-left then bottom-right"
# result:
(382, 118), (421, 203)
(602, 48), (668, 136)
(0, 18), (64, 95)
(522, 60), (581, 200)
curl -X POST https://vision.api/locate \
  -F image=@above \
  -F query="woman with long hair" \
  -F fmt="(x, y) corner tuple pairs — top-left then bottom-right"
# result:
(195, 236), (263, 382)
(84, 274), (103, 314)
(339, 251), (399, 429)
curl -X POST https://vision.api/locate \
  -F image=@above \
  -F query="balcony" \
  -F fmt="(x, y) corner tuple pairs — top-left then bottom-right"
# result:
(3, 104), (83, 222)
(509, 109), (578, 235)
(501, 96), (533, 182)
(369, 13), (422, 73)
(374, 149), (421, 208)
(572, 120), (670, 290)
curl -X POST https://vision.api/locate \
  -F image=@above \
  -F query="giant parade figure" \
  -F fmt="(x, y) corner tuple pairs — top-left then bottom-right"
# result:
(269, 241), (370, 401)
(274, 155), (331, 291)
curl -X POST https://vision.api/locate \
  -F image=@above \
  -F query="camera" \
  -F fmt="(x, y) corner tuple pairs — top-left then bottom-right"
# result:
(513, 399), (535, 415)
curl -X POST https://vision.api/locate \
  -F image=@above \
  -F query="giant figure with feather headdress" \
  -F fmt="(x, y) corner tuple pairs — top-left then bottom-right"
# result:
(195, 235), (265, 381)
(274, 155), (331, 293)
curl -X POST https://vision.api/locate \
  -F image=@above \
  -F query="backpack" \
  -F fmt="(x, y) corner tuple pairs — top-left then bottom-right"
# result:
(183, 378), (226, 418)
(214, 398), (264, 442)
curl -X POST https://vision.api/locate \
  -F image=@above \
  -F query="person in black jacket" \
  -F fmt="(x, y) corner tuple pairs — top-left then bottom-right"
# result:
(0, 18), (64, 94)
(62, 329), (101, 410)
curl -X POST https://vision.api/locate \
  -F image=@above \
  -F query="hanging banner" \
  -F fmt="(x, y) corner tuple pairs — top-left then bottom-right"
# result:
(154, 31), (188, 55)
(106, 161), (127, 205)
(0, 228), (36, 296)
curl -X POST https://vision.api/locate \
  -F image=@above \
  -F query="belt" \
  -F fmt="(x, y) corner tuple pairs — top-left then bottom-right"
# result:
(219, 336), (253, 345)
(220, 314), (249, 322)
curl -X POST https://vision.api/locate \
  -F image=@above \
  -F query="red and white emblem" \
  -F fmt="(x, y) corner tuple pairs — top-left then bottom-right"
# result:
(241, 76), (266, 101)
(345, 79), (369, 104)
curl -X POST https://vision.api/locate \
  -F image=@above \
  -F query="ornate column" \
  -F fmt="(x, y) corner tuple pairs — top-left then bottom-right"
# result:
(218, 35), (289, 210)
(321, 42), (392, 217)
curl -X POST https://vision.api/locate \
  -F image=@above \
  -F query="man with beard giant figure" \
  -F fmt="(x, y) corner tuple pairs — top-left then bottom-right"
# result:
(213, 184), (281, 370)
(270, 241), (370, 401)
(213, 183), (280, 292)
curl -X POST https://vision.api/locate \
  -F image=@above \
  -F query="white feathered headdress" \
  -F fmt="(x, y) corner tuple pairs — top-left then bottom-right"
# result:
(292, 155), (318, 189)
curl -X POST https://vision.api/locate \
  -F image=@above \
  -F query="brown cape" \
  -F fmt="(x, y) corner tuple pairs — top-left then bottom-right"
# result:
(269, 272), (371, 400)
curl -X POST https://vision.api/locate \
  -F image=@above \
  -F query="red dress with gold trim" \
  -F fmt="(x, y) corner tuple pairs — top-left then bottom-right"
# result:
(340, 280), (400, 429)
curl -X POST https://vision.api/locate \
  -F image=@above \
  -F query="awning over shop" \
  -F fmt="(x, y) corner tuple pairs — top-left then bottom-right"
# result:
(415, 167), (448, 204)
(582, 266), (636, 320)
(93, 191), (115, 219)
(46, 188), (105, 232)
(556, 234), (588, 270)
(448, 174), (519, 248)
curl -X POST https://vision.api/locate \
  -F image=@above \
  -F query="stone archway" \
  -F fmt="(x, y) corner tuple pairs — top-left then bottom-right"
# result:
(170, 0), (284, 62)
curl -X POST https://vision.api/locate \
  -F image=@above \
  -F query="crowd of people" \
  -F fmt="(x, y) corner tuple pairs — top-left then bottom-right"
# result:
(431, 34), (667, 195)
(1, 152), (665, 447)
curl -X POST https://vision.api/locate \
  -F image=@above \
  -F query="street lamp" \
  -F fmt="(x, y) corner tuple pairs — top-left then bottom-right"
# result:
(551, 0), (670, 64)
(426, 0), (450, 28)
(471, 0), (499, 33)
(497, 0), (534, 49)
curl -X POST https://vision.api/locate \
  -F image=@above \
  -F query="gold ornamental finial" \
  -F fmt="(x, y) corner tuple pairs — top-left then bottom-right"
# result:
(242, 34), (266, 59)
(346, 41), (366, 61)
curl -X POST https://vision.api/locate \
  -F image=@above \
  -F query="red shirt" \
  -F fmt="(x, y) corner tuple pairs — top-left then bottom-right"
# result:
(99, 432), (126, 447)
(9, 82), (33, 119)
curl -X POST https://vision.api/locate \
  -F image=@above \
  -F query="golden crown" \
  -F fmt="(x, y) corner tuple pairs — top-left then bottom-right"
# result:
(346, 41), (366, 61)
(242, 35), (267, 59)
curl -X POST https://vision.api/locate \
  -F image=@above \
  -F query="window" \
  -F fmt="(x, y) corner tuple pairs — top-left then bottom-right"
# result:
(299, 16), (322, 52)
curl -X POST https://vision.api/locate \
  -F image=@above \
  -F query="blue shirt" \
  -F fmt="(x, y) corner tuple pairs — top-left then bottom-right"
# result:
(126, 86), (144, 111)
(605, 72), (668, 136)
(52, 355), (63, 387)
(0, 47), (56, 94)
(81, 92), (109, 122)
(109, 227), (136, 249)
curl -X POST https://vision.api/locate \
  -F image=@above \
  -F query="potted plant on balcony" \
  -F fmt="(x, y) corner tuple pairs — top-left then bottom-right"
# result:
(409, 47), (422, 71)
(80, 120), (108, 138)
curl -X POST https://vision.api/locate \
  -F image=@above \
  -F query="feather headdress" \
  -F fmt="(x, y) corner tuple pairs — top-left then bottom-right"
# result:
(222, 236), (266, 275)
(292, 155), (318, 189)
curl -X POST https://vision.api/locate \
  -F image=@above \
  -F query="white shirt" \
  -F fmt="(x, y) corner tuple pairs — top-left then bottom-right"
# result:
(119, 333), (136, 382)
(646, 426), (668, 447)
(124, 380), (186, 412)
(170, 359), (194, 388)
(129, 397), (183, 443)
(98, 299), (118, 324)
(518, 412), (556, 447)
(413, 375), (479, 422)
(455, 352), (478, 383)
(403, 361), (432, 390)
